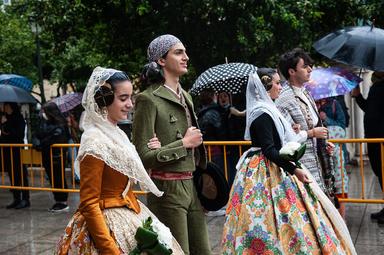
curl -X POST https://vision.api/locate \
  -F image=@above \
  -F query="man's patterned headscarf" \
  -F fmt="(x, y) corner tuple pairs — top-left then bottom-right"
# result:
(147, 34), (181, 62)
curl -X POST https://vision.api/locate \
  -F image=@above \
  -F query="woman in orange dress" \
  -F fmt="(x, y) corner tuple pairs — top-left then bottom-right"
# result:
(55, 67), (184, 254)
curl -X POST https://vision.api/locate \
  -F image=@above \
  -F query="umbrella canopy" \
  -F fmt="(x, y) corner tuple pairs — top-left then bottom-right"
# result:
(304, 67), (362, 100)
(313, 26), (384, 71)
(189, 62), (257, 96)
(52, 92), (83, 113)
(0, 84), (37, 103)
(0, 74), (33, 92)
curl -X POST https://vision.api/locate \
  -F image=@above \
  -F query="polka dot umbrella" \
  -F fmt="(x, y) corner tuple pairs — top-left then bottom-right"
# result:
(189, 63), (257, 96)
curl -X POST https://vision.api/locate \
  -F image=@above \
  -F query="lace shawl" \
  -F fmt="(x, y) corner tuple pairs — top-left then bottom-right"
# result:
(244, 72), (306, 145)
(77, 67), (163, 197)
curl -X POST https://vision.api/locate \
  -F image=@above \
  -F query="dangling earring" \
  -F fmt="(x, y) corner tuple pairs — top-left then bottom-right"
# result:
(101, 107), (108, 119)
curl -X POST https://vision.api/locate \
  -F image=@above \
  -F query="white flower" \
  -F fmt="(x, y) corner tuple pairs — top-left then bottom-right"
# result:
(151, 218), (173, 249)
(279, 142), (301, 156)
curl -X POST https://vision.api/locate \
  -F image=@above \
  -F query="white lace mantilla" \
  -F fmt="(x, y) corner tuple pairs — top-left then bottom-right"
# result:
(77, 66), (162, 197)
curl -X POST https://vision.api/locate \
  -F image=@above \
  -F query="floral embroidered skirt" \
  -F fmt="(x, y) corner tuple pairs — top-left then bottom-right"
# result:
(55, 201), (184, 254)
(222, 150), (353, 255)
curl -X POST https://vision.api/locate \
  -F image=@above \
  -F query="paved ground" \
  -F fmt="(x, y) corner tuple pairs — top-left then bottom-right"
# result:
(1, 164), (384, 254)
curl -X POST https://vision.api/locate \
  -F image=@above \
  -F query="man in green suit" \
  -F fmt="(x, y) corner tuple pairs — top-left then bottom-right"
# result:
(132, 34), (211, 255)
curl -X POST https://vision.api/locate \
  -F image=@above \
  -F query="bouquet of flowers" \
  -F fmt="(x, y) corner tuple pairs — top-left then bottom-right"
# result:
(129, 217), (173, 255)
(280, 142), (318, 201)
(279, 142), (306, 168)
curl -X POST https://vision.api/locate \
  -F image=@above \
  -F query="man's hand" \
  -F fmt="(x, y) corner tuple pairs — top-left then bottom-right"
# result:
(182, 126), (203, 148)
(312, 127), (328, 139)
(326, 142), (335, 156)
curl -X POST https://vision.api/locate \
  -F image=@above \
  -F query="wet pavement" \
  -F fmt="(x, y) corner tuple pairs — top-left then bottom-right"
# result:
(1, 164), (384, 254)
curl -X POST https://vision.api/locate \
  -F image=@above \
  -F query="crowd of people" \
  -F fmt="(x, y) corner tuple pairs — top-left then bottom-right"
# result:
(2, 33), (384, 254)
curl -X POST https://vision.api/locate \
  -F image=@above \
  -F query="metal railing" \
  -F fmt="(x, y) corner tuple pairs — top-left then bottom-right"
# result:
(1, 139), (383, 203)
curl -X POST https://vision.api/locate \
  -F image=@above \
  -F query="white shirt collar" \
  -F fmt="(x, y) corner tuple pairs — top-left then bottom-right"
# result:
(291, 85), (305, 95)
(163, 84), (182, 98)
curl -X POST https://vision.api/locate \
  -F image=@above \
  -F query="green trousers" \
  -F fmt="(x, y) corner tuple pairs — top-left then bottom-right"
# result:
(147, 178), (211, 255)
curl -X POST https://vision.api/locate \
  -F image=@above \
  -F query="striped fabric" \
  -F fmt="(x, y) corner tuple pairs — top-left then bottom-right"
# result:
(0, 74), (33, 91)
(275, 84), (327, 192)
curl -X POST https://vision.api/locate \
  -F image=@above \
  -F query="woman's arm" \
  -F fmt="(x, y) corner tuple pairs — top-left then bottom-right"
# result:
(229, 106), (246, 117)
(78, 155), (120, 255)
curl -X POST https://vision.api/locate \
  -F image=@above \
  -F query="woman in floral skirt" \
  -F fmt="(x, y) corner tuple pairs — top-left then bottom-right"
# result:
(221, 70), (356, 254)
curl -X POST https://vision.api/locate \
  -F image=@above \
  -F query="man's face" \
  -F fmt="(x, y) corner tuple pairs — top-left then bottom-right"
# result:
(290, 58), (312, 85)
(158, 42), (189, 77)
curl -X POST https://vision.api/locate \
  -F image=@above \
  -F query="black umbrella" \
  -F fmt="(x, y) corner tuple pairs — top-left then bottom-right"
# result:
(313, 25), (384, 71)
(189, 62), (257, 96)
(0, 84), (37, 104)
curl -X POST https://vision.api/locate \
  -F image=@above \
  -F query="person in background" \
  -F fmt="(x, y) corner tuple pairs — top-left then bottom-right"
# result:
(66, 105), (84, 182)
(217, 92), (245, 118)
(216, 91), (246, 187)
(197, 88), (226, 167)
(352, 71), (384, 223)
(317, 97), (349, 219)
(132, 34), (211, 254)
(34, 102), (70, 212)
(0, 102), (30, 209)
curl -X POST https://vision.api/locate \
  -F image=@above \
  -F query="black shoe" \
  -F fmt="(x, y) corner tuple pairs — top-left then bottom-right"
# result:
(49, 202), (69, 213)
(377, 215), (384, 224)
(14, 200), (30, 209)
(371, 208), (384, 220)
(6, 200), (21, 209)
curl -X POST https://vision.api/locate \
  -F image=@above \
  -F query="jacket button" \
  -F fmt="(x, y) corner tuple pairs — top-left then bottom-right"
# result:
(161, 155), (170, 160)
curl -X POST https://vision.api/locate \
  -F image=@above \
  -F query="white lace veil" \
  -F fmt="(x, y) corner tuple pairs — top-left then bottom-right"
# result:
(244, 72), (299, 145)
(77, 66), (163, 197)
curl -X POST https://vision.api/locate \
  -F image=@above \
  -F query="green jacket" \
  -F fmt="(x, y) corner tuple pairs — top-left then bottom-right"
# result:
(132, 83), (207, 172)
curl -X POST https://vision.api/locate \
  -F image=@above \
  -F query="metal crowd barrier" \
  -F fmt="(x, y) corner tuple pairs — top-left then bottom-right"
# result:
(328, 138), (384, 204)
(1, 139), (384, 203)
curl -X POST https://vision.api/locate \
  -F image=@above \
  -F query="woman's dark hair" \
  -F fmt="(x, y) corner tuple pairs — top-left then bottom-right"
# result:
(94, 71), (130, 108)
(257, 68), (277, 91)
(278, 48), (313, 80)
(106, 71), (130, 91)
(42, 102), (67, 126)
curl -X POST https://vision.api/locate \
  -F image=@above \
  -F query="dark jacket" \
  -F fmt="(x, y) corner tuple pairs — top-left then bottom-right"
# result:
(356, 80), (384, 138)
(0, 113), (25, 144)
(197, 103), (226, 141)
(33, 119), (69, 155)
(250, 113), (296, 174)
